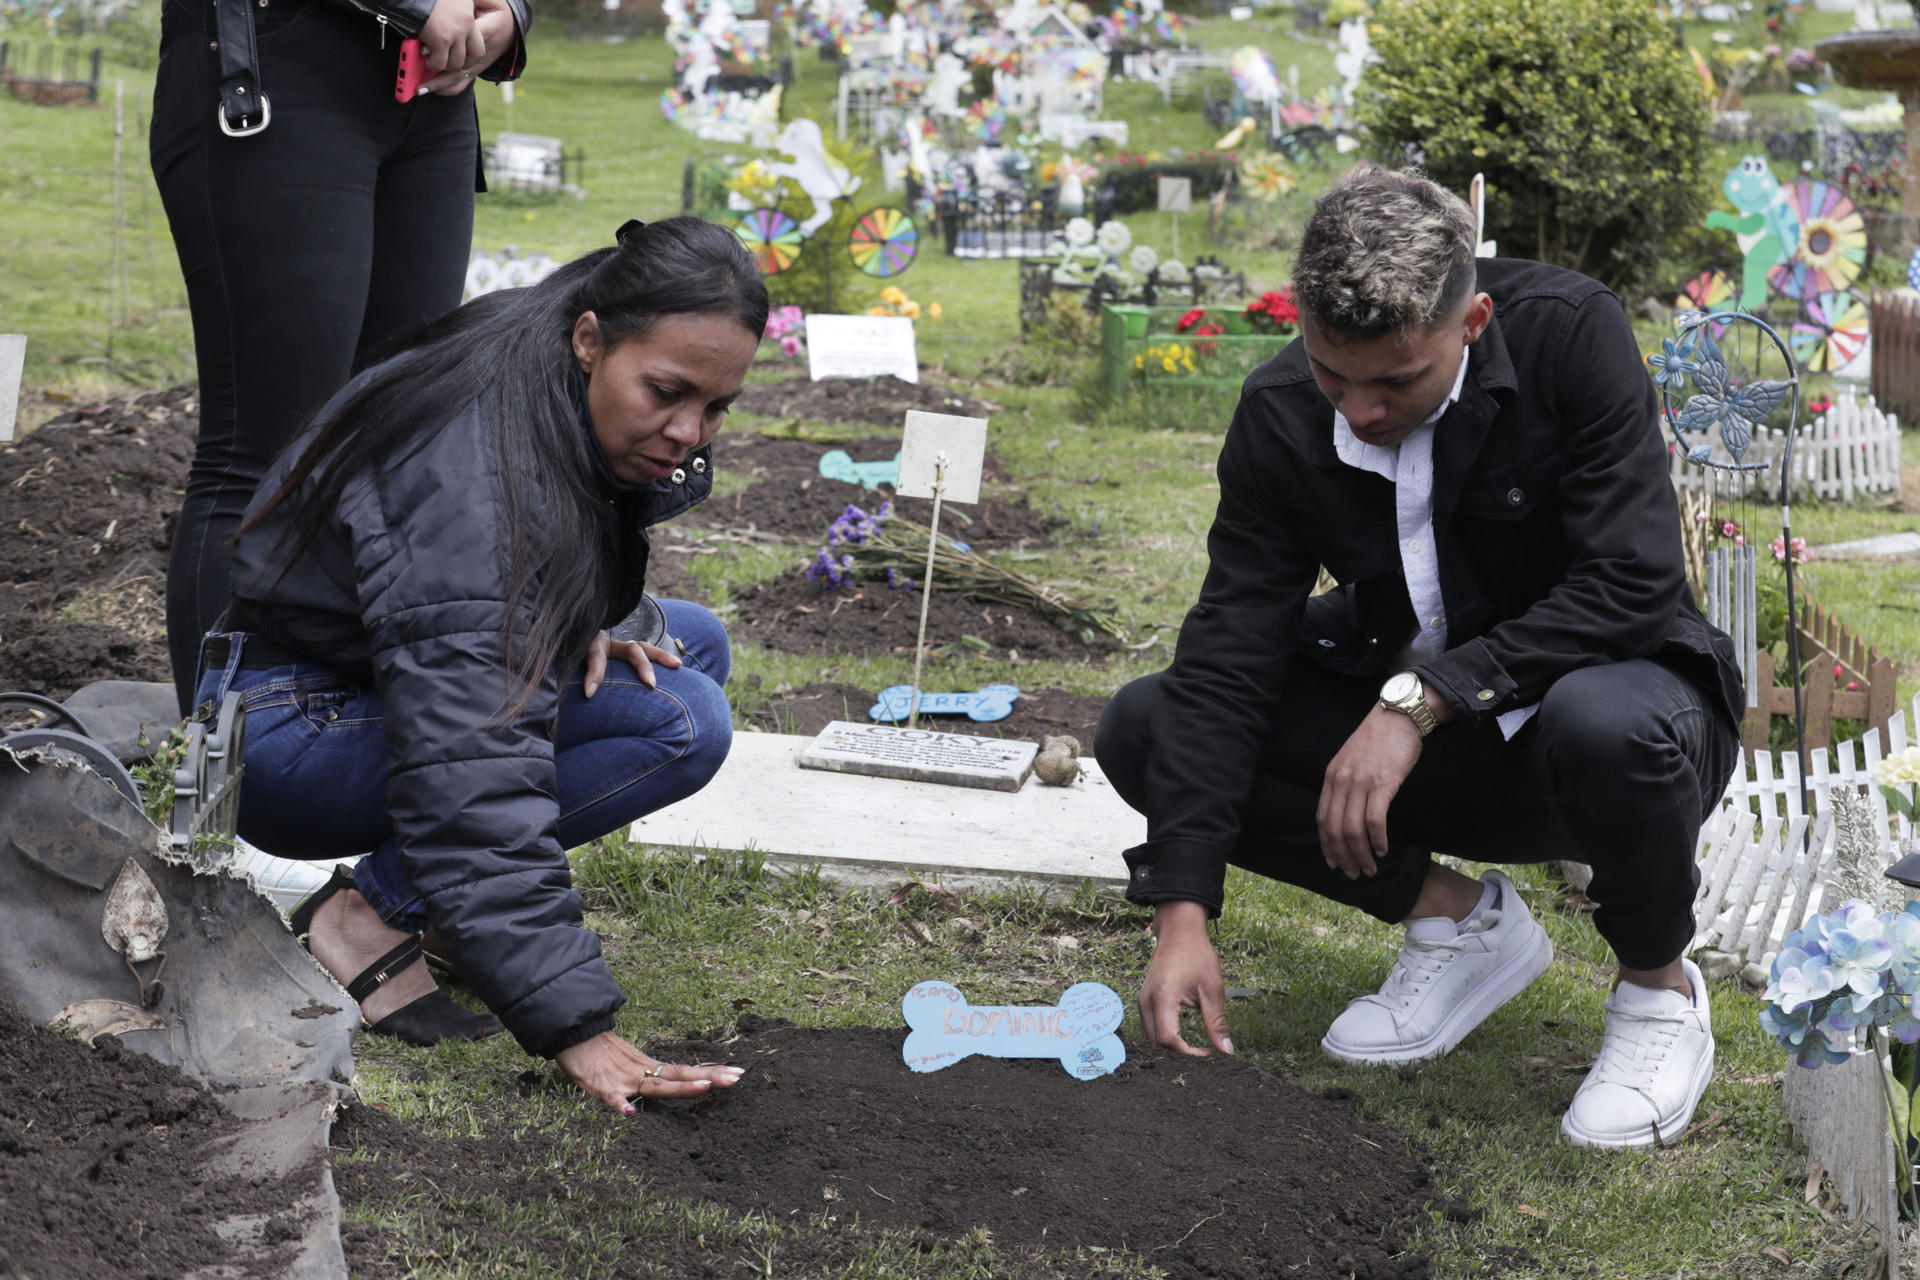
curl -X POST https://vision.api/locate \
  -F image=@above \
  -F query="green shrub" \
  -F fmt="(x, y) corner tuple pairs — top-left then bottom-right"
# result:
(1360, 0), (1713, 301)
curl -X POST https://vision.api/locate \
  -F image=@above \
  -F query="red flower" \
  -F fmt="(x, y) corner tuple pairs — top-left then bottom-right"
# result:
(1176, 307), (1210, 333)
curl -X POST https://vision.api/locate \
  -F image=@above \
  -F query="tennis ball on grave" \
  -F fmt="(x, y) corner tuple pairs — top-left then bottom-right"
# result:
(1034, 735), (1082, 787)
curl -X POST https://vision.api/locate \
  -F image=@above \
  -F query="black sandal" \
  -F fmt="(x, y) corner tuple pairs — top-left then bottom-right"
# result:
(289, 865), (503, 1048)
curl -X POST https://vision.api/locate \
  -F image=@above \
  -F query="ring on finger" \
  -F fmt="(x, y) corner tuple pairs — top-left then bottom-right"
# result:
(643, 1066), (664, 1079)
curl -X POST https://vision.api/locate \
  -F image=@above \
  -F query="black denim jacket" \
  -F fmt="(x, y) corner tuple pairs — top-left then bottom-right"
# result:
(1123, 256), (1744, 916)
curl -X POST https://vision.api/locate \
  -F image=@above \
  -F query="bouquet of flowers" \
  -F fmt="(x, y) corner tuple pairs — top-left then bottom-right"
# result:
(868, 286), (942, 326)
(1243, 288), (1299, 336)
(804, 503), (1127, 642)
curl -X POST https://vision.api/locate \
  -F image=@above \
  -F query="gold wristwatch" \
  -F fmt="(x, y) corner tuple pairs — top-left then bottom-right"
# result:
(1379, 671), (1438, 738)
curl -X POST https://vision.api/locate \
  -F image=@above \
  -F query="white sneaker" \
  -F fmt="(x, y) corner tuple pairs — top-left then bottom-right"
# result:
(1561, 958), (1714, 1149)
(1321, 870), (1554, 1066)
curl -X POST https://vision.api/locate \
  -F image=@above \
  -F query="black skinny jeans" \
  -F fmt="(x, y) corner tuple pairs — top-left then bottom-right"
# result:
(1096, 656), (1740, 971)
(151, 0), (478, 714)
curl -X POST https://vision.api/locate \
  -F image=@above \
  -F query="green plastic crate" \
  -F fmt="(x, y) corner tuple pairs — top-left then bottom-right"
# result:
(1099, 303), (1293, 401)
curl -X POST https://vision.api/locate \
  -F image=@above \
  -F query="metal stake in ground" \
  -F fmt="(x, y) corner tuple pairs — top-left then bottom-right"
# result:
(894, 410), (989, 730)
(908, 452), (947, 729)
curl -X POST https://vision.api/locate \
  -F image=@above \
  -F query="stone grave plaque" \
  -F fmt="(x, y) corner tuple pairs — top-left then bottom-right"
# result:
(798, 721), (1036, 792)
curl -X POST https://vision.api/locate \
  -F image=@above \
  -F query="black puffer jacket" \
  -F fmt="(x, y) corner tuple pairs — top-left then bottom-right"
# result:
(228, 377), (712, 1058)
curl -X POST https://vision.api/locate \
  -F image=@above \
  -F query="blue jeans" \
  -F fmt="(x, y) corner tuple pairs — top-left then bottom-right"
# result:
(193, 599), (732, 929)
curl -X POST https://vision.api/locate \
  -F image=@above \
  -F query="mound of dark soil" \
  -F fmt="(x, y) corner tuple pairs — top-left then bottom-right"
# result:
(735, 370), (997, 429)
(742, 678), (1112, 748)
(0, 1001), (304, 1280)
(725, 568), (1114, 662)
(0, 386), (196, 699)
(336, 1014), (1438, 1280)
(692, 431), (1065, 548)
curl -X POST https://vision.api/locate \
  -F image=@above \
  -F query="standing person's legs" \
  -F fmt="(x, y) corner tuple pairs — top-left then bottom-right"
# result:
(151, 0), (421, 714)
(357, 92), (478, 367)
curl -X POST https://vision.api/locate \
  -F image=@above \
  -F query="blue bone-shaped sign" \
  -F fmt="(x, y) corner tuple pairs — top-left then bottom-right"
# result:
(901, 980), (1125, 1079)
(870, 684), (1020, 723)
(818, 449), (901, 489)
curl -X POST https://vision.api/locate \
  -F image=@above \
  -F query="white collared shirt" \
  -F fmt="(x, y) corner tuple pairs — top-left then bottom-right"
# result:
(1332, 349), (1536, 739)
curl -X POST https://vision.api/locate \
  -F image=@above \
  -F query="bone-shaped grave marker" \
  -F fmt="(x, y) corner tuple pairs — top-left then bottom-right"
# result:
(869, 683), (1019, 723)
(901, 980), (1125, 1079)
(817, 448), (901, 489)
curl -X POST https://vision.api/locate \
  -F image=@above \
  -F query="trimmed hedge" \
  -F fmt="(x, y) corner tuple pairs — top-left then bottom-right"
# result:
(1360, 0), (1712, 300)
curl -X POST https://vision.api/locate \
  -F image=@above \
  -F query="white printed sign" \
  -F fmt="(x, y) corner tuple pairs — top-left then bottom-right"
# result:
(805, 314), (919, 384)
(1157, 176), (1192, 213)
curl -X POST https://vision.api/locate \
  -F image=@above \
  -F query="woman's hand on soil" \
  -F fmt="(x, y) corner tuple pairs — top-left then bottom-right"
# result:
(418, 0), (514, 93)
(1139, 901), (1233, 1057)
(555, 1031), (744, 1114)
(584, 631), (682, 697)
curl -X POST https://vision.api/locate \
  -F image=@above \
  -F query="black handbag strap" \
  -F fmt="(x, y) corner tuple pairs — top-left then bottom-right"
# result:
(213, 0), (269, 136)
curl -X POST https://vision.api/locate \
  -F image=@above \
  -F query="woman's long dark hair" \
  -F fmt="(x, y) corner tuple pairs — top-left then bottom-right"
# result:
(246, 216), (769, 713)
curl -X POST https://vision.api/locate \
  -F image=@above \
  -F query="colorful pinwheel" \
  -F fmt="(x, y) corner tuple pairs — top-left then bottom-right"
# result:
(847, 206), (919, 279)
(1789, 290), (1870, 374)
(1768, 178), (1868, 300)
(1674, 269), (1736, 339)
(734, 208), (804, 276)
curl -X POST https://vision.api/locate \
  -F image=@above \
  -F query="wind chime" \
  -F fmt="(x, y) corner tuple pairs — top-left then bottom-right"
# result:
(1649, 307), (1805, 778)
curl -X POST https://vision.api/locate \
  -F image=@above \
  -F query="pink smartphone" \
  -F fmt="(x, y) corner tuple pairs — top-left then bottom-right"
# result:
(395, 38), (428, 102)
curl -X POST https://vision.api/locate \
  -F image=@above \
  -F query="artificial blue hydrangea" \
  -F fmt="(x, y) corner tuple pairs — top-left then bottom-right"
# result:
(1761, 898), (1920, 1069)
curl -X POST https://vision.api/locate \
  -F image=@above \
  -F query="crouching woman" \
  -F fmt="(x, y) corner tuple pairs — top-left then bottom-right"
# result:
(192, 217), (764, 1112)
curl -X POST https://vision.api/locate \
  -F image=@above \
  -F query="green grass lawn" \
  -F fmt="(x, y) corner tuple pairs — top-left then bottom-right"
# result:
(5, 11), (1919, 1276)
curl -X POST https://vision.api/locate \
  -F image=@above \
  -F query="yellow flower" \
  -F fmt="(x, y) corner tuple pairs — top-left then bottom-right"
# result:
(1133, 354), (1145, 370)
(901, 300), (921, 319)
(881, 286), (907, 306)
(927, 301), (943, 322)
(1161, 357), (1177, 372)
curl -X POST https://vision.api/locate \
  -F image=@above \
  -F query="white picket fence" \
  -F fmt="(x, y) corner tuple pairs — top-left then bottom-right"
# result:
(1692, 715), (1917, 962)
(1667, 391), (1901, 502)
(1693, 697), (1920, 1263)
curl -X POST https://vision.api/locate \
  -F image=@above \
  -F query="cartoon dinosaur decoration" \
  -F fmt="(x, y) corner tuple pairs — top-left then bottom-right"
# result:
(1705, 155), (1799, 312)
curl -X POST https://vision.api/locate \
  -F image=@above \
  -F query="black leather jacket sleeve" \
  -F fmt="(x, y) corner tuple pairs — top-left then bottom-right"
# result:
(1120, 404), (1323, 916)
(479, 0), (530, 82)
(338, 423), (623, 1060)
(333, 0), (530, 80)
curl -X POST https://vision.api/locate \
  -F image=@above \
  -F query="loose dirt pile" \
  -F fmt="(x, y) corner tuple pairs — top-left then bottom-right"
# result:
(0, 386), (195, 700)
(0, 1002), (311, 1280)
(687, 431), (1062, 548)
(735, 370), (997, 428)
(337, 1014), (1439, 1280)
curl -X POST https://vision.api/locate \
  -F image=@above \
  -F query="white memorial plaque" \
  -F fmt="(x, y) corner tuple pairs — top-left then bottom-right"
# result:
(897, 410), (986, 504)
(799, 721), (1037, 792)
(806, 314), (919, 384)
(1157, 176), (1192, 213)
(0, 335), (23, 443)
